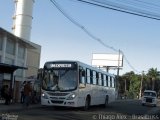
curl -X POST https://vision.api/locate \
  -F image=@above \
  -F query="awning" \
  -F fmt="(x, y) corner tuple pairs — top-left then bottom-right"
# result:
(0, 63), (27, 74)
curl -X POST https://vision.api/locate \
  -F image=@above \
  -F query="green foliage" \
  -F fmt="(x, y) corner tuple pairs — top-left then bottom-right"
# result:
(128, 73), (140, 98)
(119, 68), (160, 99)
(147, 68), (159, 90)
(119, 71), (140, 99)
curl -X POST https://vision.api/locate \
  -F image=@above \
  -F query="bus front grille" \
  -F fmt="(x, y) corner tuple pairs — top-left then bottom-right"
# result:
(146, 98), (152, 103)
(47, 92), (69, 96)
(51, 100), (64, 104)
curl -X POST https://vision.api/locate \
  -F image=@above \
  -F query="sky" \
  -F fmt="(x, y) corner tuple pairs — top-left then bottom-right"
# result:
(0, 0), (160, 75)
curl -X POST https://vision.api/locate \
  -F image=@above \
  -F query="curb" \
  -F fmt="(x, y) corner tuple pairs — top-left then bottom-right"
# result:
(0, 104), (42, 113)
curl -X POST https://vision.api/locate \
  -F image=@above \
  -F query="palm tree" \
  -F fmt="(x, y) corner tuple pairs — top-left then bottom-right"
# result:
(147, 68), (159, 90)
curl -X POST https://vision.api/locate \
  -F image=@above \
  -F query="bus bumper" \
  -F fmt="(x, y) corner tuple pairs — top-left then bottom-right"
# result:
(41, 97), (79, 107)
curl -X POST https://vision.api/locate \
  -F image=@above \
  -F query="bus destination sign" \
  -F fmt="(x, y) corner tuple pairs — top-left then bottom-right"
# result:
(45, 62), (77, 69)
(51, 64), (72, 68)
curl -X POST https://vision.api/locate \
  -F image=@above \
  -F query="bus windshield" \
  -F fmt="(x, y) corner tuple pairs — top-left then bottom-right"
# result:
(42, 69), (77, 91)
(143, 92), (156, 97)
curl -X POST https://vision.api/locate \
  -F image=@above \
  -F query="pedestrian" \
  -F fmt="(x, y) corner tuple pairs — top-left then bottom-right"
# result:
(0, 85), (5, 99)
(20, 81), (26, 103)
(4, 85), (11, 105)
(24, 81), (32, 107)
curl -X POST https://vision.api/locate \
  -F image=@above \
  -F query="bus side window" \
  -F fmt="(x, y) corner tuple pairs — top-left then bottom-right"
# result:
(101, 74), (104, 86)
(96, 72), (99, 85)
(112, 77), (115, 88)
(79, 67), (86, 84)
(86, 69), (90, 84)
(110, 77), (112, 87)
(106, 75), (108, 87)
(93, 71), (97, 85)
(108, 76), (110, 87)
(114, 78), (116, 88)
(98, 73), (102, 86)
(103, 75), (106, 86)
(90, 70), (93, 84)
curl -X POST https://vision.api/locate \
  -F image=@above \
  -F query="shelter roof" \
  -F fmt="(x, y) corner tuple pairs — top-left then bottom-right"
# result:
(0, 63), (27, 74)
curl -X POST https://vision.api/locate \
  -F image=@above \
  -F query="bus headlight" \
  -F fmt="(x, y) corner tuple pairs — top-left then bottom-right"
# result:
(67, 93), (76, 100)
(142, 97), (146, 101)
(152, 98), (156, 102)
(41, 92), (49, 99)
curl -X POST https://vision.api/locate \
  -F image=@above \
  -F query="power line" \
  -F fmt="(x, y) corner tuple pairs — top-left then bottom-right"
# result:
(121, 51), (140, 73)
(91, 0), (160, 18)
(50, 0), (118, 52)
(115, 0), (160, 14)
(49, 0), (140, 73)
(73, 0), (160, 20)
(134, 0), (160, 8)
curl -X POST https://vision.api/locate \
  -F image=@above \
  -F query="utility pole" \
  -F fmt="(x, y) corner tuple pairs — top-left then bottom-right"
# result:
(117, 49), (121, 79)
(116, 49), (121, 99)
(139, 71), (144, 99)
(125, 79), (127, 92)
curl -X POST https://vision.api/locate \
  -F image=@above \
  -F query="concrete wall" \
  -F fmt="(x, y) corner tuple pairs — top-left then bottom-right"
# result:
(0, 28), (41, 102)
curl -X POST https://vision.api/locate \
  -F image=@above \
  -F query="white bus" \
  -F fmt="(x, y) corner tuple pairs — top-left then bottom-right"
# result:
(41, 60), (116, 110)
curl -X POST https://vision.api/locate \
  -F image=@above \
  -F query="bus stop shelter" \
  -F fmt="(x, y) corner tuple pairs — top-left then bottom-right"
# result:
(0, 63), (27, 100)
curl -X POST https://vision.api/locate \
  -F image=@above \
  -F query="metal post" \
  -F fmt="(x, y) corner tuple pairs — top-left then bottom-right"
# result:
(139, 71), (144, 99)
(117, 50), (120, 78)
(116, 50), (121, 93)
(125, 79), (127, 92)
(9, 73), (14, 103)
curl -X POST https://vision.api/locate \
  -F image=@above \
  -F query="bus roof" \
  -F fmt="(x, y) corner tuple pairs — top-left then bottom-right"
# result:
(44, 60), (115, 77)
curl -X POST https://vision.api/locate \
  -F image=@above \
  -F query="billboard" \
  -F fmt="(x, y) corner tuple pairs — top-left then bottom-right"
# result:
(92, 53), (123, 67)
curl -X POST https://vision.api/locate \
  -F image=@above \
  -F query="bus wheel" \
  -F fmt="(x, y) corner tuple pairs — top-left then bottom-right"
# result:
(103, 96), (108, 108)
(84, 97), (90, 111)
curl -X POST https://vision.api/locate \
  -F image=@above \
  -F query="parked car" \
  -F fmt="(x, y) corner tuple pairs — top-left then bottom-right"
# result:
(141, 90), (157, 107)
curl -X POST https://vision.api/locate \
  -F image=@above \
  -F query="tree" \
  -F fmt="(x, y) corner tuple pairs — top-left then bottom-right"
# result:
(128, 73), (141, 99)
(120, 71), (141, 99)
(147, 68), (159, 90)
(119, 68), (160, 98)
(121, 71), (135, 93)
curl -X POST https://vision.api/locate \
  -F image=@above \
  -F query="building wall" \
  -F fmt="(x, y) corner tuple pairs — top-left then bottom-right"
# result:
(26, 44), (41, 77)
(0, 30), (41, 78)
(0, 28), (41, 102)
(0, 33), (26, 77)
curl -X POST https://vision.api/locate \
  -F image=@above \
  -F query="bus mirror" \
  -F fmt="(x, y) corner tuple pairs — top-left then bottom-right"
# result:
(79, 83), (86, 88)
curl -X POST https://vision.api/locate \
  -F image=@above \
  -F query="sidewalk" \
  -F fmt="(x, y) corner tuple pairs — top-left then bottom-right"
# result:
(0, 103), (41, 113)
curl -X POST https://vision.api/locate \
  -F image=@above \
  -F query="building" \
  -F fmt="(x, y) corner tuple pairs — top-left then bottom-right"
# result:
(0, 27), (41, 102)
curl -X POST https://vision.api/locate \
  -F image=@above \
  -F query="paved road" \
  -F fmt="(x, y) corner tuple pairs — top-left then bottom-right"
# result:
(1, 99), (160, 120)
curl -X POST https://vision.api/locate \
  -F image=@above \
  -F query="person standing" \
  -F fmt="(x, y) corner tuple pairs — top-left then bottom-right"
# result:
(20, 81), (26, 103)
(0, 85), (5, 99)
(4, 85), (10, 105)
(24, 81), (32, 107)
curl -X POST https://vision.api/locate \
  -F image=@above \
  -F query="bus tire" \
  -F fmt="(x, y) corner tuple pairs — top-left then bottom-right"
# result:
(103, 96), (109, 108)
(84, 96), (90, 111)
